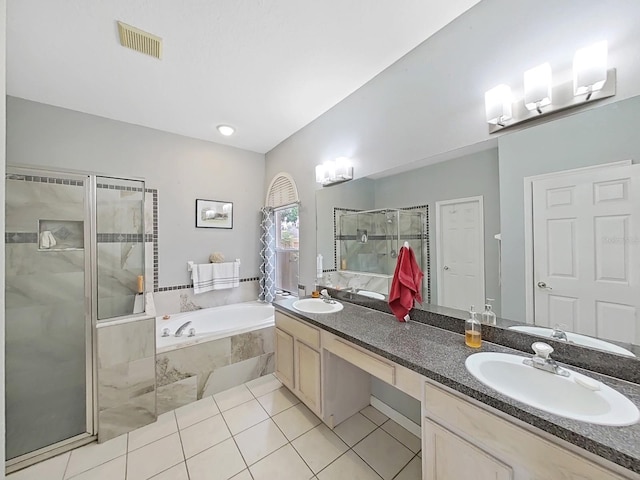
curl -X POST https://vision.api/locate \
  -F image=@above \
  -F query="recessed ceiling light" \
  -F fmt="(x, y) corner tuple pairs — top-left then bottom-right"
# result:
(217, 125), (235, 136)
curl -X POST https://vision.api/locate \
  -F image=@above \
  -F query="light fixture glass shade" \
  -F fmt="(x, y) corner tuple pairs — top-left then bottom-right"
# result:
(485, 84), (512, 125)
(334, 157), (351, 178)
(323, 160), (336, 181)
(524, 63), (552, 111)
(217, 124), (235, 136)
(315, 164), (326, 183)
(573, 41), (608, 96)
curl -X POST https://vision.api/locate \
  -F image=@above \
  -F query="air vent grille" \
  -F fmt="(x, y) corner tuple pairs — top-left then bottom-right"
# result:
(117, 21), (162, 59)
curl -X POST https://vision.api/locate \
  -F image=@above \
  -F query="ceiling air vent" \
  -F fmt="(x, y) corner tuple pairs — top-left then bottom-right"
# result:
(117, 21), (162, 59)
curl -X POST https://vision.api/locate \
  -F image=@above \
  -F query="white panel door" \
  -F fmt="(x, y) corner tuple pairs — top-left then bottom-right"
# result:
(436, 197), (485, 311)
(532, 165), (640, 344)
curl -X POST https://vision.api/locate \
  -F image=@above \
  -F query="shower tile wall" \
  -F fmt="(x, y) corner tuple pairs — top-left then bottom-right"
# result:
(96, 183), (146, 319)
(97, 317), (156, 442)
(5, 175), (89, 460)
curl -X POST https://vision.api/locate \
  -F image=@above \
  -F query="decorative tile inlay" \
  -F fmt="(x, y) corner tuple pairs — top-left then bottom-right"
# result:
(5, 173), (84, 186)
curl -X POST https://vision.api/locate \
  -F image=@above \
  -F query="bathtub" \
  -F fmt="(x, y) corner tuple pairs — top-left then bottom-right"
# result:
(156, 301), (275, 353)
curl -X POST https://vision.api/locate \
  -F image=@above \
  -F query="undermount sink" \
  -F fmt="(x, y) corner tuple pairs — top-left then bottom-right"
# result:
(465, 352), (640, 426)
(509, 326), (636, 358)
(293, 298), (344, 314)
(357, 290), (385, 300)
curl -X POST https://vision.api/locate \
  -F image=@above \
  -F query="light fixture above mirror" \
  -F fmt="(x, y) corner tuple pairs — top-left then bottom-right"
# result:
(485, 42), (615, 133)
(315, 157), (353, 187)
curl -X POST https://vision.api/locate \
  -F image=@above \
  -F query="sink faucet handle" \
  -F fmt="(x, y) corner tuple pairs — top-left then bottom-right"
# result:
(532, 342), (554, 359)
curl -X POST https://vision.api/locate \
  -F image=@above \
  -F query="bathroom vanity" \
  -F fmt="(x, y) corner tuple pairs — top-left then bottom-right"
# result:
(273, 298), (640, 480)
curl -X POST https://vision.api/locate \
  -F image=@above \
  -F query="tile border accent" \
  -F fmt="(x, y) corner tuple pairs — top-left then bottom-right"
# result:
(155, 277), (260, 292)
(5, 173), (85, 186)
(5, 232), (39, 244)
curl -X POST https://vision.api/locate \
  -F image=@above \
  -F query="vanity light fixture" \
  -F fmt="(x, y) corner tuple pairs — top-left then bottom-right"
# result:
(217, 125), (235, 136)
(485, 41), (615, 133)
(524, 63), (552, 113)
(315, 157), (354, 187)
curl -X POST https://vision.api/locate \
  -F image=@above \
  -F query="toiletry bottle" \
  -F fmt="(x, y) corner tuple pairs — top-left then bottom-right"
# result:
(465, 306), (482, 348)
(481, 298), (497, 325)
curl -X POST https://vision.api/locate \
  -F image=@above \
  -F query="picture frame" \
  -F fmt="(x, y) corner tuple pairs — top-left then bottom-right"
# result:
(195, 199), (233, 229)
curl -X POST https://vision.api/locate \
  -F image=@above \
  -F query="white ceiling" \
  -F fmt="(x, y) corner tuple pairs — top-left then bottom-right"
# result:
(6, 0), (480, 154)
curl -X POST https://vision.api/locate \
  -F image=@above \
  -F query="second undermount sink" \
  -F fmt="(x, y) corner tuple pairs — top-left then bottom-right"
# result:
(465, 351), (640, 426)
(293, 298), (344, 314)
(509, 326), (636, 358)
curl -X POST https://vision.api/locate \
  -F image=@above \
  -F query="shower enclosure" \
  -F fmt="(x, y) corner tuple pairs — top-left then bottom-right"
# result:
(338, 208), (424, 275)
(4, 167), (146, 469)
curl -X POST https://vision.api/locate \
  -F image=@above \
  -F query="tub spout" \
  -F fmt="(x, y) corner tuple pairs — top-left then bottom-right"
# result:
(174, 321), (193, 337)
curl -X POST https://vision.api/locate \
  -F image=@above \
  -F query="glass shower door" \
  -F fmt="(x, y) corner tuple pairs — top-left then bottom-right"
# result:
(4, 169), (93, 461)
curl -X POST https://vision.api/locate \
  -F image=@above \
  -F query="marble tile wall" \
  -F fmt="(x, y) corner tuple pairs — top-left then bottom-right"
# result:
(156, 326), (275, 414)
(321, 271), (391, 295)
(97, 317), (157, 442)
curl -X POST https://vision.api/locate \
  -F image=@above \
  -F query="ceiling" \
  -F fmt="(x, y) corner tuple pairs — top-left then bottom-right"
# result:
(6, 0), (481, 154)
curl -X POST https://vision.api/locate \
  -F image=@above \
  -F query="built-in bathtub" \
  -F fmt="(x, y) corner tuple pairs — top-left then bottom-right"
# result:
(155, 301), (275, 414)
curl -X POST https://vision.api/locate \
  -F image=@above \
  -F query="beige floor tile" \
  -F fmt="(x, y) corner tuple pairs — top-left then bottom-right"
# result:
(126, 433), (184, 480)
(249, 444), (313, 480)
(180, 414), (231, 459)
(316, 451), (381, 480)
(292, 424), (348, 473)
(359, 405), (388, 426)
(213, 384), (254, 412)
(353, 429), (413, 480)
(380, 420), (421, 453)
(234, 418), (288, 466)
(222, 398), (269, 435)
(229, 470), (253, 480)
(175, 396), (220, 429)
(129, 411), (178, 451)
(394, 456), (421, 480)
(64, 435), (127, 478)
(8, 452), (69, 480)
(149, 462), (189, 480)
(187, 438), (247, 480)
(65, 456), (125, 480)
(333, 413), (376, 447)
(272, 402), (321, 440)
(256, 386), (299, 415)
(245, 374), (282, 397)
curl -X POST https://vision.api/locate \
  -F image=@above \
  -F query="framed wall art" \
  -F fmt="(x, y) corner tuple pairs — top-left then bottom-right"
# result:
(195, 199), (233, 229)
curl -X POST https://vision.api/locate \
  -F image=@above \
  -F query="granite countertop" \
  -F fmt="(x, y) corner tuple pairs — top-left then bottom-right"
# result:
(274, 298), (640, 475)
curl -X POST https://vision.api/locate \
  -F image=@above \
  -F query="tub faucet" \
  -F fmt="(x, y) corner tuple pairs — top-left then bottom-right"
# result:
(174, 321), (193, 337)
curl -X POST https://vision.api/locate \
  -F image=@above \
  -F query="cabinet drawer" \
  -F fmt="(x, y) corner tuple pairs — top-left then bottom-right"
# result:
(275, 312), (320, 349)
(324, 334), (395, 385)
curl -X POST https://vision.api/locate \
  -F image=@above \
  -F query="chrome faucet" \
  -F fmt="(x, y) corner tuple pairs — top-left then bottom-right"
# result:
(523, 342), (569, 377)
(551, 325), (568, 342)
(320, 289), (336, 304)
(174, 321), (193, 337)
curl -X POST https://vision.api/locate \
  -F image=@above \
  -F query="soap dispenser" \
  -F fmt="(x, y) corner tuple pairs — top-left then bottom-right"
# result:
(465, 306), (482, 348)
(481, 298), (497, 325)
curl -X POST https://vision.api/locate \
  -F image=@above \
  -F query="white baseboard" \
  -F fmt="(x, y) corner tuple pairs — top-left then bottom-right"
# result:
(370, 395), (421, 438)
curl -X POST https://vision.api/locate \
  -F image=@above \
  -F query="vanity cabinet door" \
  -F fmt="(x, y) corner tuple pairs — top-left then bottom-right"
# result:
(296, 341), (321, 414)
(423, 418), (513, 480)
(275, 327), (294, 390)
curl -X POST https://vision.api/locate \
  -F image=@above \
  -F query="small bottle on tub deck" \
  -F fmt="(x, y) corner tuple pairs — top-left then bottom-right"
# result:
(465, 306), (482, 348)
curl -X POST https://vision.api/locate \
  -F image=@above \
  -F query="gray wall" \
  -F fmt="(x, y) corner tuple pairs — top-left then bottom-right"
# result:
(7, 97), (266, 288)
(499, 95), (640, 320)
(374, 149), (501, 313)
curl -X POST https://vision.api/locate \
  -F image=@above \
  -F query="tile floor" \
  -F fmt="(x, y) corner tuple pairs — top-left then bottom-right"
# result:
(9, 374), (421, 480)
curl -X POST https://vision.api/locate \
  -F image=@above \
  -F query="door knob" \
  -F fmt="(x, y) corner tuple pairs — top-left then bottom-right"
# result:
(537, 281), (552, 290)
(444, 266), (450, 270)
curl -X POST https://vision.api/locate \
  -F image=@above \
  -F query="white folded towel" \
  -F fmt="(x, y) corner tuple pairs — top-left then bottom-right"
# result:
(40, 231), (57, 249)
(191, 260), (240, 294)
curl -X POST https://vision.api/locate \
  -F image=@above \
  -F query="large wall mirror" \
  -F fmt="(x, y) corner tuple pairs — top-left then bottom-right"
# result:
(316, 94), (640, 359)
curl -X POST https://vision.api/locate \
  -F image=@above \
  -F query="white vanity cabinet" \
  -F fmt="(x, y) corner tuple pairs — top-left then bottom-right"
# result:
(274, 311), (322, 415)
(422, 382), (632, 480)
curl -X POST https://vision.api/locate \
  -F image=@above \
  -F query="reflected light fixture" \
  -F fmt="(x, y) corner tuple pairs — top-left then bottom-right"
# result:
(484, 41), (615, 133)
(315, 157), (353, 187)
(573, 41), (608, 98)
(484, 84), (512, 126)
(524, 63), (552, 113)
(217, 124), (235, 136)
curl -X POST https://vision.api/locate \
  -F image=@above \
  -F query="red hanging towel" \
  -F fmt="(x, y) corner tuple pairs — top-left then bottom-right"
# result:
(388, 245), (424, 322)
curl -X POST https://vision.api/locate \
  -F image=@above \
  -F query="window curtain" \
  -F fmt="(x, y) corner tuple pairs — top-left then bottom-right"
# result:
(258, 207), (276, 303)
